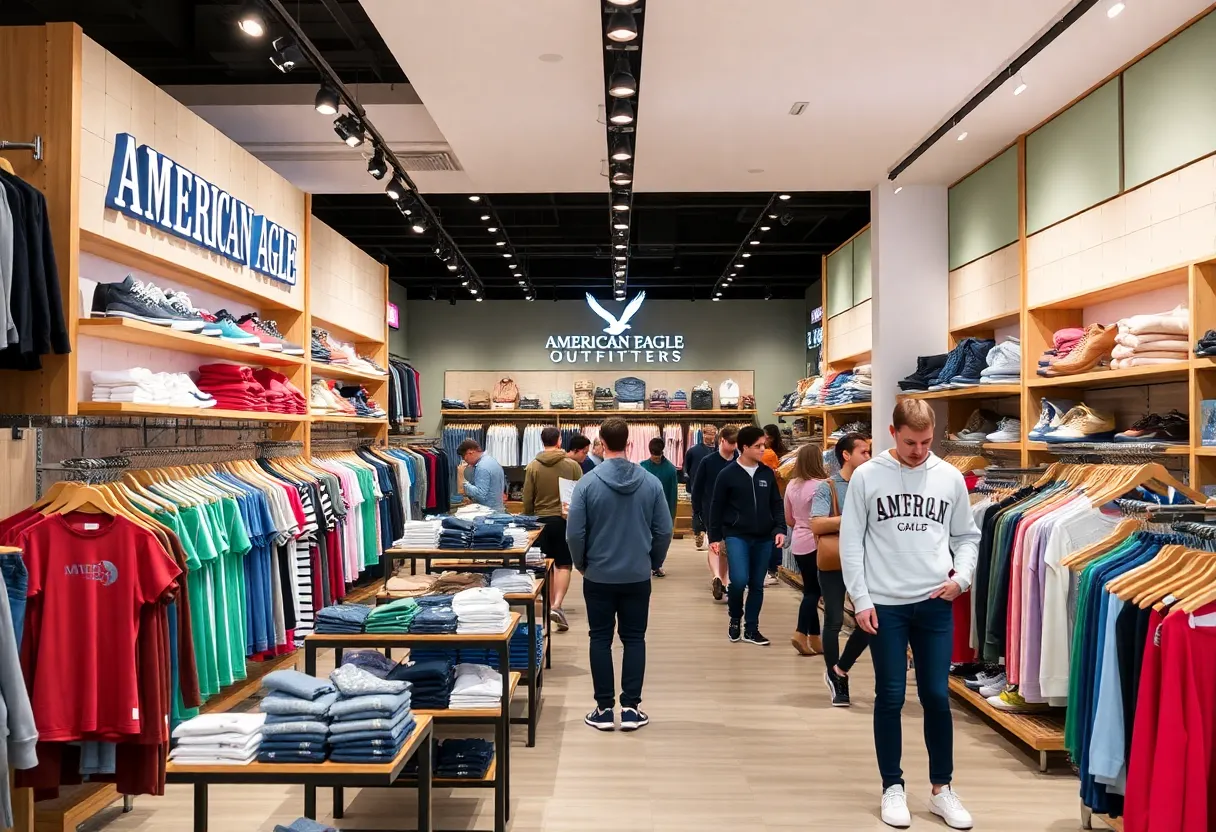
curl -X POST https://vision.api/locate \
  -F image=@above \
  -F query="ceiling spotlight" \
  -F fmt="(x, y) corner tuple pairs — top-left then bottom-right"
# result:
(480, 214), (491, 221)
(742, 253), (751, 258)
(385, 176), (407, 201)
(607, 0), (640, 5)
(749, 239), (760, 246)
(609, 99), (635, 126)
(495, 241), (506, 247)
(760, 225), (771, 232)
(725, 276), (733, 282)
(957, 131), (968, 141)
(1107, 2), (1125, 17)
(608, 57), (637, 98)
(526, 294), (535, 301)
(616, 270), (626, 277)
(729, 272), (737, 277)
(615, 255), (627, 261)
(411, 219), (427, 234)
(460, 278), (470, 287)
(488, 226), (499, 233)
(269, 36), (302, 73)
(513, 272), (522, 277)
(468, 195), (482, 202)
(449, 293), (457, 306)
(470, 287), (478, 295)
(612, 195), (630, 211)
(712, 296), (720, 302)
(367, 148), (388, 180)
(611, 170), (633, 186)
(606, 10), (638, 42)
(508, 262), (518, 269)
(615, 244), (626, 250)
(614, 220), (629, 230)
(778, 194), (791, 200)
(333, 113), (365, 147)
(447, 263), (458, 272)
(237, 1), (266, 37)
(1013, 74), (1027, 96)
(475, 296), (484, 302)
(502, 252), (511, 258)
(764, 287), (773, 301)
(610, 135), (633, 162)
(314, 85), (339, 115)
(715, 291), (723, 298)
(893, 185), (903, 195)
(736, 263), (745, 268)
(768, 213), (778, 219)
(518, 279), (526, 286)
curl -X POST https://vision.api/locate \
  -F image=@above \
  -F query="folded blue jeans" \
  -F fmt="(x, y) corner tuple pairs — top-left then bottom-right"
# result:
(260, 739), (327, 751)
(262, 691), (338, 717)
(329, 690), (412, 719)
(263, 670), (337, 701)
(329, 708), (411, 735)
(258, 749), (328, 763)
(0, 554), (27, 645)
(262, 720), (331, 736)
(261, 732), (328, 743)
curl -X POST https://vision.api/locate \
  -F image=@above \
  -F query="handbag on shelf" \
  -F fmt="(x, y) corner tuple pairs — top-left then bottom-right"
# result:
(816, 479), (841, 571)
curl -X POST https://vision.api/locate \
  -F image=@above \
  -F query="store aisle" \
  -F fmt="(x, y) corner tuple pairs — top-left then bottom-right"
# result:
(101, 538), (1089, 832)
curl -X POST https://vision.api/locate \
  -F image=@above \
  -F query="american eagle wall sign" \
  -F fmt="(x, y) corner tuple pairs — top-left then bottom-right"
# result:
(544, 292), (686, 364)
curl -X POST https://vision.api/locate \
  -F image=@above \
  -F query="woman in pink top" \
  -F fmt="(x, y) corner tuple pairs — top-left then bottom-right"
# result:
(785, 444), (827, 656)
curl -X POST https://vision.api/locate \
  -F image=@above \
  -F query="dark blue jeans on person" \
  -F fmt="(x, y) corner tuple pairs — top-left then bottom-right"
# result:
(583, 578), (651, 710)
(725, 536), (771, 628)
(870, 599), (954, 790)
(0, 552), (27, 645)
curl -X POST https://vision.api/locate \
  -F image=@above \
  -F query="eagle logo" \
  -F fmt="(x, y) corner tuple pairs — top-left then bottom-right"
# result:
(586, 291), (647, 335)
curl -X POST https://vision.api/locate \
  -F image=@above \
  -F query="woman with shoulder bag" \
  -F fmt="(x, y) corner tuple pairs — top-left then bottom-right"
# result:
(810, 433), (873, 707)
(784, 443), (827, 656)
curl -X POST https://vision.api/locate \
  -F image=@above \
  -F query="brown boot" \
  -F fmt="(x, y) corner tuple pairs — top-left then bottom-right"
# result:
(807, 635), (823, 655)
(791, 632), (813, 656)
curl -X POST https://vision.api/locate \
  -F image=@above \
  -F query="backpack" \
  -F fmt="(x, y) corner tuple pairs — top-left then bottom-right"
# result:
(719, 378), (740, 406)
(493, 377), (519, 403)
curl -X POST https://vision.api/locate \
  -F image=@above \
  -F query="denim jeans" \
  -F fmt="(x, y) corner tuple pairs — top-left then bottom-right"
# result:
(0, 553), (27, 646)
(870, 599), (954, 789)
(583, 577), (651, 709)
(725, 536), (771, 628)
(819, 569), (870, 673)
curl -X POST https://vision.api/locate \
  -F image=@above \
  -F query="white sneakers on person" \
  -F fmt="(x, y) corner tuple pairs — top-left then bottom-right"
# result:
(881, 785), (912, 828)
(929, 786), (974, 829)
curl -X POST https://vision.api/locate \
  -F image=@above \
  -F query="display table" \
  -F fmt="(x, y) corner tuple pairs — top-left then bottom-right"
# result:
(304, 615), (522, 832)
(382, 528), (544, 578)
(165, 715), (434, 832)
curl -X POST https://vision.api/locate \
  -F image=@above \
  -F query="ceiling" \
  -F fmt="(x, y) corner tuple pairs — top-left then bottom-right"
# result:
(2, 1), (1212, 299)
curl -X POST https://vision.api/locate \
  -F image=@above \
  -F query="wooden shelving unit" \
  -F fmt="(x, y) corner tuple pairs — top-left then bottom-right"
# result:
(1025, 362), (1189, 390)
(77, 402), (308, 421)
(310, 361), (390, 384)
(79, 318), (307, 367)
(898, 384), (1022, 400)
(946, 676), (1065, 772)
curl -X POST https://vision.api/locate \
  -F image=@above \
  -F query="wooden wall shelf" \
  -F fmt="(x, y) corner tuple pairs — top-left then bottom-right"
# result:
(1025, 363), (1189, 390)
(1026, 441), (1189, 456)
(312, 414), (388, 424)
(79, 317), (307, 367)
(311, 362), (390, 384)
(898, 384), (1022, 401)
(441, 409), (757, 419)
(77, 402), (308, 421)
(1028, 264), (1190, 311)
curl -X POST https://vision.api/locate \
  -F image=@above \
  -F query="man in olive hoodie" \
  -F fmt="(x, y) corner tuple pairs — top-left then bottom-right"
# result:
(523, 426), (582, 631)
(567, 417), (672, 732)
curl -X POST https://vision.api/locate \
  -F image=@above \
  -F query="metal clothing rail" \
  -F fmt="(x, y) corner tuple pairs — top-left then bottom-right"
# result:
(0, 136), (42, 160)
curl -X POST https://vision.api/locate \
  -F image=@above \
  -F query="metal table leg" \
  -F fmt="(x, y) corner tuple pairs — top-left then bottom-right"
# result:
(304, 784), (317, 820)
(193, 783), (208, 832)
(500, 640), (511, 822)
(494, 707), (506, 832)
(333, 785), (344, 819)
(418, 731), (433, 832)
(526, 599), (537, 747)
(304, 642), (317, 677)
(543, 569), (552, 670)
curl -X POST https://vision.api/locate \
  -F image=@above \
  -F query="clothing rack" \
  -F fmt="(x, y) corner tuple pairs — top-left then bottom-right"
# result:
(0, 136), (42, 160)
(119, 443), (260, 468)
(255, 440), (305, 459)
(311, 436), (377, 450)
(1039, 442), (1181, 464)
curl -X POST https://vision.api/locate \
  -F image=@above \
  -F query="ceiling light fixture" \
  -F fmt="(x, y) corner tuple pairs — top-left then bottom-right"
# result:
(615, 244), (626, 250)
(610, 136), (633, 162)
(495, 241), (506, 247)
(385, 176), (406, 201)
(269, 36), (302, 73)
(749, 239), (760, 246)
(480, 214), (491, 221)
(1107, 2), (1125, 17)
(460, 278), (470, 287)
(488, 226), (499, 233)
(236, 1), (266, 37)
(957, 131), (968, 141)
(768, 213), (778, 219)
(741, 253), (751, 258)
(314, 85), (339, 115)
(1013, 74), (1027, 96)
(447, 263), (458, 272)
(611, 170), (632, 186)
(468, 195), (482, 202)
(893, 184), (903, 195)
(502, 252), (511, 258)
(759, 225), (771, 232)
(608, 57), (637, 98)
(778, 193), (791, 200)
(367, 148), (388, 180)
(614, 220), (629, 230)
(333, 113), (364, 147)
(513, 272), (522, 277)
(606, 10), (638, 42)
(411, 219), (426, 234)
(609, 99), (635, 126)
(475, 296), (483, 302)
(508, 262), (518, 269)
(470, 287), (478, 295)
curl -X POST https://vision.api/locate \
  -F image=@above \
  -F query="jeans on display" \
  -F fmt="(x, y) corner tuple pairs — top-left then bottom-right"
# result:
(870, 599), (954, 789)
(724, 536), (770, 628)
(791, 554), (821, 636)
(0, 553), (26, 645)
(819, 569), (871, 673)
(442, 426), (484, 501)
(583, 577), (651, 709)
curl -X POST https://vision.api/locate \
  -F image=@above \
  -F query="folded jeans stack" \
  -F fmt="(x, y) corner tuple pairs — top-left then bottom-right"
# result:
(314, 603), (372, 634)
(388, 658), (456, 708)
(408, 598), (459, 634)
(170, 712), (266, 765)
(449, 663), (504, 710)
(980, 337), (1021, 384)
(435, 738), (494, 779)
(1111, 306), (1189, 369)
(363, 597), (420, 633)
(469, 523), (509, 550)
(441, 398), (468, 409)
(257, 670), (338, 763)
(452, 586), (512, 634)
(328, 666), (415, 763)
(508, 623), (543, 671)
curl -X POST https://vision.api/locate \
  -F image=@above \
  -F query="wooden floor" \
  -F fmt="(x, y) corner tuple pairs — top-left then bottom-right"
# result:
(96, 537), (1103, 832)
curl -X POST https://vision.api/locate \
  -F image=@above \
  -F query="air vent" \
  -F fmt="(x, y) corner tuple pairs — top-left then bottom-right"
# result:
(246, 143), (462, 171)
(397, 151), (460, 172)
(789, 101), (808, 116)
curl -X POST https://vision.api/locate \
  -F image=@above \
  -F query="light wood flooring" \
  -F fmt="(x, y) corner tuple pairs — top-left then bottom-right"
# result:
(92, 537), (1106, 832)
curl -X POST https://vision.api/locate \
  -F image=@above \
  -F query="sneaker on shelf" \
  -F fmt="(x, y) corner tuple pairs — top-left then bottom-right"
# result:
(211, 310), (262, 345)
(549, 607), (570, 632)
(928, 786), (974, 830)
(328, 381), (360, 415)
(313, 329), (348, 363)
(711, 576), (725, 600)
(880, 785), (912, 828)
(985, 417), (1022, 443)
(1042, 404), (1116, 443)
(584, 707), (615, 732)
(976, 672), (1007, 698)
(165, 373), (217, 408)
(1041, 323), (1117, 376)
(358, 355), (389, 375)
(742, 628), (770, 646)
(231, 313), (284, 351)
(964, 669), (1002, 691)
(311, 333), (332, 362)
(951, 408), (999, 441)
(619, 707), (649, 732)
(99, 276), (204, 331)
(825, 669), (851, 707)
(246, 315), (306, 356)
(1115, 410), (1188, 444)
(162, 290), (222, 336)
(1028, 398), (1075, 440)
(728, 618), (741, 643)
(988, 687), (1049, 712)
(310, 381), (335, 414)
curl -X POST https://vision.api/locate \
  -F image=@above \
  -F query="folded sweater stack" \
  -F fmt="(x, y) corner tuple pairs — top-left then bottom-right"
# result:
(257, 670), (337, 763)
(194, 364), (271, 412)
(388, 658), (455, 708)
(452, 586), (512, 634)
(449, 663), (503, 710)
(385, 573), (439, 598)
(364, 597), (420, 633)
(314, 603), (372, 634)
(1111, 306), (1189, 369)
(489, 568), (534, 594)
(170, 712), (266, 765)
(328, 665), (416, 763)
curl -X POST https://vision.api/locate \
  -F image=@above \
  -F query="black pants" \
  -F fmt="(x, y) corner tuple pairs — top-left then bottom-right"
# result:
(792, 553), (821, 636)
(583, 577), (651, 709)
(820, 568), (871, 673)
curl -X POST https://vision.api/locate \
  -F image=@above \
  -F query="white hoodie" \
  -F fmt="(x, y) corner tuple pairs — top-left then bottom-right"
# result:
(839, 451), (980, 613)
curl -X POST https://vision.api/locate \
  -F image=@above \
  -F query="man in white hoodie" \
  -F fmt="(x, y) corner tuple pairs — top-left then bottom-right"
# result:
(839, 399), (980, 830)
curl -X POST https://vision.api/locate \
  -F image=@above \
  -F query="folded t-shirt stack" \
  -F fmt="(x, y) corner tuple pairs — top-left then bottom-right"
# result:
(980, 337), (1021, 383)
(257, 670), (337, 763)
(435, 738), (494, 779)
(431, 571), (488, 595)
(449, 663), (504, 710)
(385, 573), (439, 598)
(364, 597), (420, 633)
(170, 712), (265, 766)
(668, 389), (688, 410)
(388, 658), (455, 708)
(328, 665), (415, 763)
(314, 603), (372, 634)
(252, 368), (308, 414)
(91, 367), (218, 408)
(452, 587), (512, 634)
(489, 568), (535, 595)
(194, 364), (271, 412)
(1111, 306), (1190, 369)
(408, 596), (458, 634)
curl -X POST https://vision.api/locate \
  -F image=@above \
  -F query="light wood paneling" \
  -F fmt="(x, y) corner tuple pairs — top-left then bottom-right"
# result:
(949, 243), (1020, 331)
(308, 217), (387, 343)
(826, 300), (872, 364)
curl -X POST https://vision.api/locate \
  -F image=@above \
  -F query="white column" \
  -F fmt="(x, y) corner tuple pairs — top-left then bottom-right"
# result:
(870, 184), (950, 452)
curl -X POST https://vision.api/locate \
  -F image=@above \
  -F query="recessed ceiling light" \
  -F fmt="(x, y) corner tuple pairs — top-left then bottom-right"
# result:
(468, 195), (481, 202)
(957, 131), (968, 141)
(538, 53), (564, 63)
(759, 225), (771, 232)
(237, 2), (265, 37)
(606, 10), (637, 42)
(514, 272), (522, 277)
(778, 194), (791, 200)
(768, 213), (778, 219)
(894, 186), (903, 195)
(742, 253), (751, 258)
(502, 253), (511, 258)
(615, 244), (626, 250)
(495, 241), (506, 247)
(615, 255), (627, 261)
(614, 221), (629, 230)
(480, 214), (491, 221)
(1107, 2), (1125, 17)
(488, 227), (499, 233)
(749, 240), (760, 246)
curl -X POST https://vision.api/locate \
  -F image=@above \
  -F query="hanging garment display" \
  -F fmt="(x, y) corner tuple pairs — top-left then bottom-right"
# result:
(387, 358), (422, 425)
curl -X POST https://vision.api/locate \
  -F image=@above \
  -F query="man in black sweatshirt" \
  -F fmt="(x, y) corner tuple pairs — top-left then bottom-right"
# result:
(689, 425), (737, 601)
(708, 425), (785, 646)
(681, 424), (718, 549)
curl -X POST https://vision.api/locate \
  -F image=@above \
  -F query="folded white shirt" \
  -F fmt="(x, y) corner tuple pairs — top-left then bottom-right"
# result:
(176, 732), (264, 749)
(172, 712), (266, 739)
(451, 664), (503, 699)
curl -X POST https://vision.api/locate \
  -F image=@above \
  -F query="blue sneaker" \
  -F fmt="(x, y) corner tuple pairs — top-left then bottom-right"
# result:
(211, 309), (260, 345)
(1028, 398), (1075, 440)
(620, 707), (649, 732)
(584, 707), (615, 731)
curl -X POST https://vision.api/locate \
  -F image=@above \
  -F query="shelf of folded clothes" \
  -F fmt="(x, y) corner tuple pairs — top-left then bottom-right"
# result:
(77, 401), (309, 421)
(310, 360), (390, 384)
(79, 317), (307, 366)
(820, 402), (872, 413)
(897, 384), (1022, 401)
(1026, 441), (1189, 456)
(1025, 361), (1189, 390)
(312, 413), (388, 424)
(411, 672), (521, 719)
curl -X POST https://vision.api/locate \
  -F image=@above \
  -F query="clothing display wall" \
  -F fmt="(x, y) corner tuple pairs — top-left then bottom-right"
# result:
(387, 358), (422, 426)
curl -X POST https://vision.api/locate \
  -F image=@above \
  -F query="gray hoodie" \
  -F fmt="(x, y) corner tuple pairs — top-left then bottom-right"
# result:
(838, 451), (980, 613)
(566, 457), (673, 583)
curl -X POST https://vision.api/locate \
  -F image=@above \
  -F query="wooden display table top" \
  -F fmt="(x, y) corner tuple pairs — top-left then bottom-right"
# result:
(306, 612), (520, 646)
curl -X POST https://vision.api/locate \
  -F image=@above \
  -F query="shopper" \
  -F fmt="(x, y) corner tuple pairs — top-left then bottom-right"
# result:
(681, 424), (718, 549)
(522, 426), (583, 632)
(761, 424), (790, 585)
(840, 400), (980, 829)
(708, 425), (785, 646)
(784, 443), (827, 657)
(689, 425), (737, 600)
(568, 435), (596, 474)
(456, 439), (506, 512)
(567, 417), (672, 732)
(640, 437), (678, 578)
(811, 433), (873, 706)
(589, 438), (605, 467)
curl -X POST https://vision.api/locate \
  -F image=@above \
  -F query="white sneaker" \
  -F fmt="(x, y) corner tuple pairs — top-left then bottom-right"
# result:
(977, 672), (1007, 698)
(881, 785), (912, 828)
(764, 572), (779, 586)
(929, 786), (973, 829)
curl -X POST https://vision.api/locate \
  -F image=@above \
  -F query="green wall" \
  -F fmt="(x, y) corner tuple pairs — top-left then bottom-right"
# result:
(826, 240), (854, 317)
(948, 147), (1018, 269)
(1123, 11), (1216, 189)
(853, 228), (872, 303)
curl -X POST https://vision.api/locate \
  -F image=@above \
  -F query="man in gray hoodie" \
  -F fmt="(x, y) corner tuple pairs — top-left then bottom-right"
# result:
(839, 399), (980, 830)
(567, 417), (672, 733)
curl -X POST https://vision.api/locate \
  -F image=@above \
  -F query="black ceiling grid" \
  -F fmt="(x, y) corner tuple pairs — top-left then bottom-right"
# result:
(466, 196), (536, 302)
(712, 193), (785, 301)
(601, 0), (645, 302)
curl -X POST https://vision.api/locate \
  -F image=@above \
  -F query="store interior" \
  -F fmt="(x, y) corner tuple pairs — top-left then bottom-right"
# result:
(0, 0), (1215, 830)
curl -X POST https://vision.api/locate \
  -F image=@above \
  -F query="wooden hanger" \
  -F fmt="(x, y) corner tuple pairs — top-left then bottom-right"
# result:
(1062, 518), (1138, 569)
(41, 483), (117, 516)
(0, 157), (13, 175)
(1107, 543), (1186, 601)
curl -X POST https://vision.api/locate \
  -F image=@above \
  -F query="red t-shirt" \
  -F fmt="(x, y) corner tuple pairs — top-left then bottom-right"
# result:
(19, 513), (180, 742)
